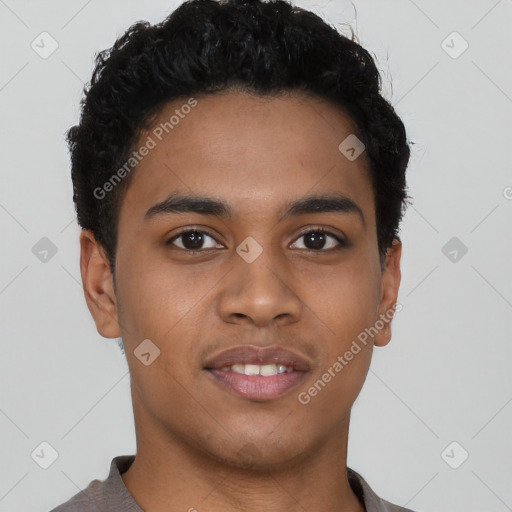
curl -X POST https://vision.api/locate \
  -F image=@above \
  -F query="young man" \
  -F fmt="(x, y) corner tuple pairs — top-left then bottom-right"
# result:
(52, 0), (413, 510)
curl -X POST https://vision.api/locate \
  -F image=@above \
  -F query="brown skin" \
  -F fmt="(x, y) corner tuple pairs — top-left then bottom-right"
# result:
(80, 91), (401, 512)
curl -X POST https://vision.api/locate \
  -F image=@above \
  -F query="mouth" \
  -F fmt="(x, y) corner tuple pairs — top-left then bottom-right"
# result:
(203, 345), (310, 401)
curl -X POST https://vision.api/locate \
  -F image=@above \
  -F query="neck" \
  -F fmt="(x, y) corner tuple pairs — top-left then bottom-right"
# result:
(121, 408), (364, 512)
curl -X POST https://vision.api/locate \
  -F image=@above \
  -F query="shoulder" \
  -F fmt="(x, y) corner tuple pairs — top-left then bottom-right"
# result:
(49, 478), (107, 512)
(347, 467), (418, 512)
(49, 455), (139, 512)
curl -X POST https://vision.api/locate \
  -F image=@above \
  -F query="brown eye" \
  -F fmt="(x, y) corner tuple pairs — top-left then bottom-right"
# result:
(291, 229), (346, 251)
(166, 230), (222, 251)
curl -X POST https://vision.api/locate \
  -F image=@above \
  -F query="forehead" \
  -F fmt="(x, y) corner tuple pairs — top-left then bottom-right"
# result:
(119, 91), (374, 225)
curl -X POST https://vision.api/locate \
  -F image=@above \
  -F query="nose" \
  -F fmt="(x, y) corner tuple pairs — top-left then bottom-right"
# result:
(216, 247), (303, 328)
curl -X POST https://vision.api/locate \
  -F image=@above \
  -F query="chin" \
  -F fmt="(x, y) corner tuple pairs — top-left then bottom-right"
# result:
(203, 436), (308, 473)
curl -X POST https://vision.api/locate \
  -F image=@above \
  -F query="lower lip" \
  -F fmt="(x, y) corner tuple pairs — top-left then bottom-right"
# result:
(206, 369), (306, 401)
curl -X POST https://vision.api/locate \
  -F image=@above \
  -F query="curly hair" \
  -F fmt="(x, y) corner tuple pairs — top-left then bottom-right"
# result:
(67, 0), (411, 273)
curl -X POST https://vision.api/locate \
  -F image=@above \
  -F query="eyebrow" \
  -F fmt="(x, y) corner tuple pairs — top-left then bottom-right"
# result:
(144, 191), (365, 227)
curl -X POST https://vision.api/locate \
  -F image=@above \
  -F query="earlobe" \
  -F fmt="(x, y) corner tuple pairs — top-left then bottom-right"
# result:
(79, 229), (121, 339)
(374, 239), (402, 347)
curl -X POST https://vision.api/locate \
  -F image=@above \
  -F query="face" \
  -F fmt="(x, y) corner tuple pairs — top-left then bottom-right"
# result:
(80, 91), (401, 470)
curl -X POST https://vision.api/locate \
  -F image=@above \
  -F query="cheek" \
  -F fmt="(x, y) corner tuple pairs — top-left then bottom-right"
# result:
(295, 255), (380, 404)
(116, 258), (208, 340)
(116, 262), (206, 416)
(301, 346), (372, 426)
(299, 277), (376, 416)
(115, 260), (216, 390)
(300, 256), (381, 341)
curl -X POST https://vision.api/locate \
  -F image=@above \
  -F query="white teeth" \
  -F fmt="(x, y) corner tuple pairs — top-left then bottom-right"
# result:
(260, 364), (277, 376)
(224, 364), (293, 376)
(244, 364), (260, 376)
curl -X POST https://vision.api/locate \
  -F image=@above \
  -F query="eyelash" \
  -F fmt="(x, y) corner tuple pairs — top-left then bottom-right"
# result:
(165, 227), (347, 253)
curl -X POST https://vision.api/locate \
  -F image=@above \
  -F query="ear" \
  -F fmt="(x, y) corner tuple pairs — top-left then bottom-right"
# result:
(79, 229), (120, 338)
(374, 239), (402, 347)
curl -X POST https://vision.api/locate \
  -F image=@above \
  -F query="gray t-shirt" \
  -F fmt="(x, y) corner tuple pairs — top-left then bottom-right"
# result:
(49, 455), (416, 512)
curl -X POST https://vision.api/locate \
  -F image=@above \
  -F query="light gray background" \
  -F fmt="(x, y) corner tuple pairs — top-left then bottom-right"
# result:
(0, 1), (511, 511)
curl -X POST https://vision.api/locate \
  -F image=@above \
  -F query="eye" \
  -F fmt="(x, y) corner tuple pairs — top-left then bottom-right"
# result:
(166, 229), (223, 252)
(166, 227), (347, 253)
(290, 228), (347, 251)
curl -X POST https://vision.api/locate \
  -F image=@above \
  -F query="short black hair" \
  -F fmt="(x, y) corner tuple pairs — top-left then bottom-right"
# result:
(67, 0), (411, 274)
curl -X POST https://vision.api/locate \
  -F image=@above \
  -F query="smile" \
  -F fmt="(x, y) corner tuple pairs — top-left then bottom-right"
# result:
(220, 363), (293, 376)
(203, 344), (311, 401)
(206, 365), (307, 401)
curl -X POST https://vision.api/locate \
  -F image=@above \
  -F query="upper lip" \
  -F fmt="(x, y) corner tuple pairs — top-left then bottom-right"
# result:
(203, 345), (311, 372)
